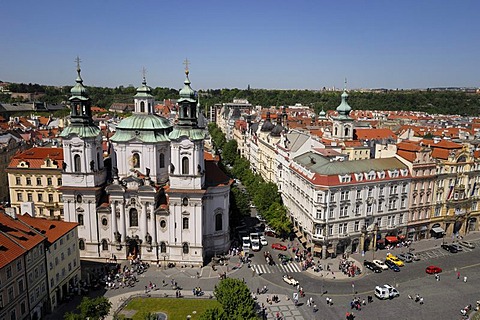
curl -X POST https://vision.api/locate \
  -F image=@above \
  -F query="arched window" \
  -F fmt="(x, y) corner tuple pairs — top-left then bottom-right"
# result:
(159, 153), (165, 168)
(140, 101), (145, 112)
(182, 242), (189, 254)
(345, 127), (350, 137)
(129, 208), (138, 227)
(182, 157), (189, 174)
(79, 239), (85, 250)
(182, 217), (189, 230)
(101, 239), (108, 251)
(182, 197), (189, 206)
(97, 152), (101, 170)
(334, 127), (338, 136)
(215, 213), (222, 231)
(74, 154), (81, 173)
(160, 242), (166, 253)
(132, 153), (140, 168)
(77, 214), (84, 226)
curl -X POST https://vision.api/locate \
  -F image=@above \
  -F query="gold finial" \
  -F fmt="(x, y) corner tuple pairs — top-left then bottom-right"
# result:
(75, 56), (82, 72)
(183, 58), (190, 75)
(141, 67), (147, 82)
(344, 77), (348, 91)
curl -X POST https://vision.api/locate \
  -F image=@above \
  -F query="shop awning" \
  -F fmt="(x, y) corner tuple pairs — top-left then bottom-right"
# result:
(300, 237), (307, 244)
(327, 248), (335, 254)
(420, 226), (428, 231)
(407, 228), (416, 233)
(295, 231), (303, 238)
(313, 247), (323, 253)
(431, 227), (445, 234)
(385, 236), (398, 243)
(376, 239), (385, 244)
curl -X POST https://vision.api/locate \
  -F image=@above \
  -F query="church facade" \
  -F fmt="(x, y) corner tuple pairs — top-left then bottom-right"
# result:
(60, 63), (231, 266)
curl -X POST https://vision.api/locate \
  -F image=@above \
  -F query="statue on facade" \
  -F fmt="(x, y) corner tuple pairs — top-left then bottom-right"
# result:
(146, 167), (150, 177)
(145, 232), (152, 245)
(114, 231), (122, 243)
(62, 162), (67, 171)
(170, 163), (175, 174)
(90, 160), (95, 171)
(112, 166), (119, 178)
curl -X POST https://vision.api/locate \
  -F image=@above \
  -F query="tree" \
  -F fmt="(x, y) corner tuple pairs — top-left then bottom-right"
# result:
(64, 296), (112, 320)
(199, 306), (226, 320)
(222, 139), (238, 165)
(212, 278), (257, 319)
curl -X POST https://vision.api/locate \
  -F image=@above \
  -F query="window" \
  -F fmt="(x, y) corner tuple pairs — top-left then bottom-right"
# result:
(316, 210), (322, 219)
(182, 242), (189, 254)
(215, 213), (222, 231)
(55, 257), (58, 266)
(129, 208), (138, 227)
(36, 177), (41, 185)
(355, 205), (360, 215)
(101, 217), (108, 226)
(379, 187), (384, 196)
(132, 153), (140, 168)
(79, 239), (85, 250)
(330, 193), (335, 202)
(140, 101), (145, 112)
(315, 225), (322, 235)
(21, 301), (26, 314)
(48, 194), (54, 203)
(160, 153), (165, 168)
(38, 193), (43, 202)
(368, 188), (373, 197)
(17, 193), (23, 201)
(16, 177), (21, 185)
(182, 217), (189, 230)
(182, 157), (189, 174)
(338, 223), (348, 234)
(8, 286), (14, 302)
(340, 206), (348, 217)
(6, 266), (12, 278)
(354, 221), (360, 232)
(57, 178), (62, 186)
(401, 198), (406, 208)
(47, 177), (52, 186)
(27, 193), (33, 202)
(10, 309), (16, 320)
(329, 207), (334, 218)
(434, 207), (441, 217)
(26, 177), (31, 185)
(77, 214), (84, 226)
(328, 225), (333, 236)
(61, 253), (64, 261)
(160, 220), (166, 229)
(356, 189), (361, 198)
(399, 214), (404, 224)
(402, 184), (407, 193)
(160, 242), (166, 253)
(390, 185), (398, 194)
(16, 260), (22, 272)
(367, 204), (372, 214)
(340, 191), (348, 201)
(101, 239), (108, 251)
(74, 154), (81, 173)
(182, 197), (189, 206)
(67, 247), (71, 256)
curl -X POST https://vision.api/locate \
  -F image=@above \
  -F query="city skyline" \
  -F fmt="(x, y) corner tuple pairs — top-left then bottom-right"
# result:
(1, 0), (479, 90)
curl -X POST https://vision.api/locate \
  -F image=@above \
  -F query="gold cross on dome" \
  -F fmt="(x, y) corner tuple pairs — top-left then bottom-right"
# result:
(75, 56), (82, 70)
(183, 58), (190, 74)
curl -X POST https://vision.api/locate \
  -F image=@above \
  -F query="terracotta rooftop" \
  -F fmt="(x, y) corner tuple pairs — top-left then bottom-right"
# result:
(7, 147), (64, 170)
(0, 232), (27, 269)
(0, 212), (45, 250)
(17, 213), (77, 245)
(354, 128), (397, 141)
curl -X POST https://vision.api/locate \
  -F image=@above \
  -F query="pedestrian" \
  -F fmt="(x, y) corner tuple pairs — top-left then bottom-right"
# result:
(306, 298), (310, 307)
(457, 271), (460, 279)
(145, 285), (148, 293)
(464, 276), (468, 283)
(313, 304), (318, 312)
(419, 297), (424, 305)
(309, 297), (314, 305)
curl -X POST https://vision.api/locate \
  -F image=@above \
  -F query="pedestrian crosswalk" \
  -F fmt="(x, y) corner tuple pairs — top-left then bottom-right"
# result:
(251, 262), (301, 274)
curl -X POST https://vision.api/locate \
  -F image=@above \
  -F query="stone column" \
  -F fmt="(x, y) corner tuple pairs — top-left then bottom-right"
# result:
(120, 202), (126, 243)
(141, 202), (148, 243)
(110, 201), (118, 242)
(149, 203), (156, 245)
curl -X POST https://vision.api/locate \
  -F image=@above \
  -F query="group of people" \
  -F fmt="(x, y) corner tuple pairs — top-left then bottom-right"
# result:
(349, 297), (366, 310)
(409, 294), (424, 304)
(192, 287), (203, 296)
(339, 258), (360, 277)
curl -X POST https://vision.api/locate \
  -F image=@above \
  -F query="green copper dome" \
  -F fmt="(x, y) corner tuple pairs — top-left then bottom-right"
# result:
(178, 72), (196, 103)
(70, 65), (88, 99)
(335, 90), (352, 118)
(115, 114), (172, 130)
(134, 77), (154, 99)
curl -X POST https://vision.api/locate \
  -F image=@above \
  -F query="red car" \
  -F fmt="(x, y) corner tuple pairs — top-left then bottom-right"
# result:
(271, 243), (287, 251)
(425, 266), (442, 274)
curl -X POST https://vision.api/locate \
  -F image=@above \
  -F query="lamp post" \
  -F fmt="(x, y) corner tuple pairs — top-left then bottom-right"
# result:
(372, 223), (378, 261)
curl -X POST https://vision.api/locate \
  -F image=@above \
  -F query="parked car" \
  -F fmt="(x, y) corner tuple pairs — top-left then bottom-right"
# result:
(405, 252), (420, 261)
(283, 275), (299, 286)
(450, 243), (463, 252)
(441, 244), (458, 253)
(260, 235), (268, 246)
(372, 259), (389, 270)
(386, 254), (404, 267)
(397, 253), (413, 263)
(271, 243), (287, 251)
(384, 259), (401, 272)
(375, 284), (399, 300)
(458, 240), (475, 249)
(425, 265), (442, 274)
(251, 239), (260, 251)
(364, 260), (382, 273)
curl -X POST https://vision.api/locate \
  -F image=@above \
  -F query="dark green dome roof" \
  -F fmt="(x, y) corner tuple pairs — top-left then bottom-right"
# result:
(116, 114), (172, 130)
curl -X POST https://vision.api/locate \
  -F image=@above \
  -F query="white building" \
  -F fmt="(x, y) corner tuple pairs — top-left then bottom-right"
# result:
(61, 64), (231, 266)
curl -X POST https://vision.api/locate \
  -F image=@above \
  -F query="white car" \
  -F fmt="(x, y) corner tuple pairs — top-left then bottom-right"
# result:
(372, 259), (389, 270)
(251, 239), (261, 251)
(260, 235), (268, 246)
(283, 275), (299, 286)
(375, 284), (399, 300)
(458, 240), (475, 249)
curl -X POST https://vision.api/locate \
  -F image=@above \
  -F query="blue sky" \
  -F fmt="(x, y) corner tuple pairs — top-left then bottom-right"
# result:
(1, 0), (479, 90)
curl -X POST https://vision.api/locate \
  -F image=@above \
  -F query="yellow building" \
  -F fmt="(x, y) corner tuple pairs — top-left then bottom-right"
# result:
(6, 147), (64, 218)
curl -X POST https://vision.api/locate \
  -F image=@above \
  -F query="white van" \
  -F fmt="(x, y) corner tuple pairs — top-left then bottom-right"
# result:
(242, 236), (251, 252)
(375, 284), (399, 300)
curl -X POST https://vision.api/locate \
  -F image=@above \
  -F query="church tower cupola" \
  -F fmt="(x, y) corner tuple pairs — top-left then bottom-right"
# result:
(67, 56), (96, 127)
(134, 69), (155, 114)
(331, 78), (354, 141)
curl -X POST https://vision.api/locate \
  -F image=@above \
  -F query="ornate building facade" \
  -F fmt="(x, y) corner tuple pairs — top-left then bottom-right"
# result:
(60, 63), (231, 266)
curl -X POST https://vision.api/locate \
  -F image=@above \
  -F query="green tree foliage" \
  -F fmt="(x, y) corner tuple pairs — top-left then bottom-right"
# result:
(222, 139), (238, 165)
(198, 306), (226, 320)
(230, 187), (251, 219)
(64, 296), (112, 320)
(212, 278), (257, 319)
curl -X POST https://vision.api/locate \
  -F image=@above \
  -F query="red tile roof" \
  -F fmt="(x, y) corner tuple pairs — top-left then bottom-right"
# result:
(0, 212), (45, 250)
(354, 128), (397, 141)
(7, 147), (64, 169)
(0, 232), (27, 269)
(17, 214), (77, 244)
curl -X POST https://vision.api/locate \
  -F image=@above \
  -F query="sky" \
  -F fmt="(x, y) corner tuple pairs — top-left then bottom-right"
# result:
(1, 0), (479, 90)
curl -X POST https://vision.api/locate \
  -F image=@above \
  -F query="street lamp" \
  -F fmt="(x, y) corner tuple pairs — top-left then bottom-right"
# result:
(372, 223), (379, 261)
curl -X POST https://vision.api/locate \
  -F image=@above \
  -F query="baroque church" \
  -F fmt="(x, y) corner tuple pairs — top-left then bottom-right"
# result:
(60, 62), (231, 266)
